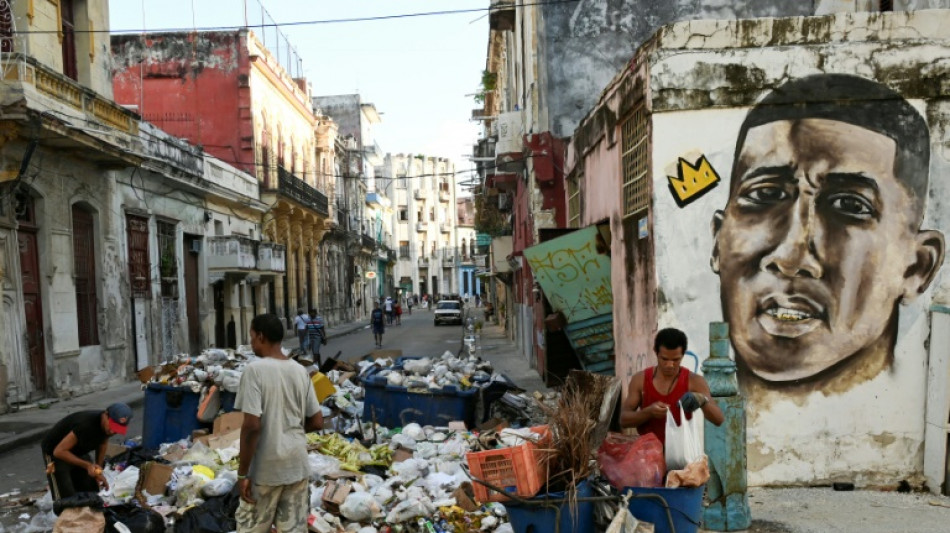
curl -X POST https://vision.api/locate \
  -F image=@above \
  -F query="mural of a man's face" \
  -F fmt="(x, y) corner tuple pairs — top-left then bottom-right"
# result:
(712, 116), (944, 383)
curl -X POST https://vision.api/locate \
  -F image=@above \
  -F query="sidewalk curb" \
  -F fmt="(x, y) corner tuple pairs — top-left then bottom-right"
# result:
(0, 393), (145, 457)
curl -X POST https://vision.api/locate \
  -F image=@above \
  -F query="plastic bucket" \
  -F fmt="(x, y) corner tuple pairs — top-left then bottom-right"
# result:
(506, 480), (594, 533)
(625, 485), (704, 533)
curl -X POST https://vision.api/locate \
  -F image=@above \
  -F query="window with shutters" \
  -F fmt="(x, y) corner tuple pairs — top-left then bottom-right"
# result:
(72, 205), (98, 346)
(621, 103), (649, 218)
(61, 0), (78, 81)
(157, 221), (178, 299)
(567, 168), (583, 228)
(127, 215), (151, 299)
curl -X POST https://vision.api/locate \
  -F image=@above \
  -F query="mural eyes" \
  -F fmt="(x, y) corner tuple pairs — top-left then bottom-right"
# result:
(739, 184), (789, 206)
(827, 193), (875, 220)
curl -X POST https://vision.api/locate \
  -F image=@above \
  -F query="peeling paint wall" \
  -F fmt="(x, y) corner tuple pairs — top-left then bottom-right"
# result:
(647, 11), (950, 486)
(569, 8), (950, 486)
(539, 1), (816, 138)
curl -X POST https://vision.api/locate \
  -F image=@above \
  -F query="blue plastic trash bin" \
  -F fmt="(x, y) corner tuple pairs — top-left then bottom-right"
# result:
(505, 480), (594, 533)
(625, 485), (704, 533)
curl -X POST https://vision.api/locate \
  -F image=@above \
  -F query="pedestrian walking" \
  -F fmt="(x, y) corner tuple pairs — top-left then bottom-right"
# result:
(293, 308), (310, 354)
(384, 296), (394, 325)
(41, 403), (132, 500)
(407, 297), (413, 315)
(236, 314), (323, 533)
(394, 302), (402, 325)
(371, 303), (385, 347)
(306, 309), (327, 366)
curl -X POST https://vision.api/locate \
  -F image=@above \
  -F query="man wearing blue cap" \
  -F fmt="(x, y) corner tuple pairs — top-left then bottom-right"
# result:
(41, 402), (132, 500)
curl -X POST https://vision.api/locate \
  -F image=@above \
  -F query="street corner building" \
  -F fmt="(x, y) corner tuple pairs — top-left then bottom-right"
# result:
(0, 0), (141, 405)
(565, 9), (950, 488)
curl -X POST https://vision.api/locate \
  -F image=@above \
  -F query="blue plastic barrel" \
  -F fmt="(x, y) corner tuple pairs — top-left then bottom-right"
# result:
(625, 485), (704, 533)
(506, 480), (594, 533)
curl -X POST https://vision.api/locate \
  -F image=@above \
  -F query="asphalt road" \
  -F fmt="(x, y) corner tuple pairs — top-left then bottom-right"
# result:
(0, 309), (466, 527)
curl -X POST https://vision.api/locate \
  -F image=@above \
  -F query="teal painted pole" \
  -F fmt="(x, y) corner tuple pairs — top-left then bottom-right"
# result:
(702, 322), (752, 530)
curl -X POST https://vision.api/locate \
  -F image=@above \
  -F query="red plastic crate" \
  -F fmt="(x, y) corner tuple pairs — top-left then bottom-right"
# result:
(466, 426), (551, 503)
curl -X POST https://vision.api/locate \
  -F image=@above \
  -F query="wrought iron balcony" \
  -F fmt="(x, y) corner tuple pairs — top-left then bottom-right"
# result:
(362, 234), (376, 250)
(266, 166), (329, 217)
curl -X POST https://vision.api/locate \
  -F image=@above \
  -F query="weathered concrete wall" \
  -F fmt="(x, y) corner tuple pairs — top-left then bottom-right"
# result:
(112, 31), (253, 174)
(11, 149), (130, 397)
(539, 1), (815, 138)
(12, 0), (115, 96)
(645, 10), (950, 486)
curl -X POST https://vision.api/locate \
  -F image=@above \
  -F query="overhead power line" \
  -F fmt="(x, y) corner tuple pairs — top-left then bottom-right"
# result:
(14, 0), (580, 35)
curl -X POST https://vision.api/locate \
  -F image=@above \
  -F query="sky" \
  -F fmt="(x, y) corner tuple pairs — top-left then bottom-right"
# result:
(109, 0), (488, 172)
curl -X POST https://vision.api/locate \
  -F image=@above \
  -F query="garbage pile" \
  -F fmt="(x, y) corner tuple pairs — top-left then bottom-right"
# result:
(143, 348), (252, 394)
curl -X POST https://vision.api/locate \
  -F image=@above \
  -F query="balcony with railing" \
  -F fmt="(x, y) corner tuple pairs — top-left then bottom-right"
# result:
(361, 234), (376, 251)
(414, 189), (426, 201)
(416, 221), (428, 231)
(265, 166), (330, 217)
(206, 237), (287, 273)
(418, 256), (430, 267)
(439, 189), (451, 203)
(257, 242), (286, 272)
(440, 223), (451, 233)
(441, 247), (457, 266)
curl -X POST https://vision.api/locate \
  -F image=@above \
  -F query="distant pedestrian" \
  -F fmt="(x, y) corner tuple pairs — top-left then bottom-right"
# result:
(407, 298), (413, 315)
(306, 309), (327, 366)
(394, 302), (402, 325)
(293, 308), (310, 354)
(475, 294), (481, 307)
(384, 296), (394, 325)
(371, 303), (385, 347)
(41, 403), (132, 500)
(236, 314), (322, 533)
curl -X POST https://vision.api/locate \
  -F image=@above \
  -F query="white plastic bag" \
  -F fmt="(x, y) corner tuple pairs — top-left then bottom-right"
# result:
(664, 406), (702, 471)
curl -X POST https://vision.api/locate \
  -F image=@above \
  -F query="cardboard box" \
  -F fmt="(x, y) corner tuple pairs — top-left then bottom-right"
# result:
(448, 421), (467, 432)
(336, 371), (356, 386)
(392, 447), (413, 463)
(191, 429), (209, 441)
(136, 366), (156, 384)
(162, 445), (187, 463)
(321, 479), (352, 514)
(105, 443), (129, 460)
(213, 411), (244, 435)
(207, 429), (241, 450)
(139, 462), (174, 496)
(453, 482), (478, 512)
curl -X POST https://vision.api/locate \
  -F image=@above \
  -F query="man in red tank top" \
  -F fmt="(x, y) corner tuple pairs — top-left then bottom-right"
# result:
(619, 328), (725, 446)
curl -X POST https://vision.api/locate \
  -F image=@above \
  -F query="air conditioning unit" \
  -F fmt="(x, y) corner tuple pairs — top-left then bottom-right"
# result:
(189, 240), (202, 253)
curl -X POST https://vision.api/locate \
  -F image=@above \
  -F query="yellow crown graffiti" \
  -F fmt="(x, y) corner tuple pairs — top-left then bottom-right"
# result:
(668, 155), (720, 206)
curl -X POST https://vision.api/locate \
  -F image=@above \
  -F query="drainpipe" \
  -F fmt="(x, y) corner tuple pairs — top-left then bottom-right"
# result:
(702, 322), (752, 530)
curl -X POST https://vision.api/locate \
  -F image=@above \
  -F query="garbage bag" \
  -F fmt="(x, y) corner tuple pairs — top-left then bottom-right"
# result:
(173, 489), (240, 533)
(53, 507), (106, 533)
(53, 492), (103, 515)
(103, 504), (164, 533)
(597, 432), (665, 489)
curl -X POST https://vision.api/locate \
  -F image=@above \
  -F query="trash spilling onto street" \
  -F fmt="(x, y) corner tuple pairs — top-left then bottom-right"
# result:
(2, 347), (712, 533)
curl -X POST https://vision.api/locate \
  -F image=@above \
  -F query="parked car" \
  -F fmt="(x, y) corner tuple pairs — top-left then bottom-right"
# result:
(433, 300), (463, 326)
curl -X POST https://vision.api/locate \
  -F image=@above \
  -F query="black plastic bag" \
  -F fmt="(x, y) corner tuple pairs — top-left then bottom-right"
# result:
(53, 491), (103, 515)
(174, 488), (240, 533)
(103, 504), (164, 533)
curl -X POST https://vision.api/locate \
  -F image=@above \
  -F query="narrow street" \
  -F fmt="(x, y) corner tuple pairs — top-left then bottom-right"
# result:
(0, 309), (472, 528)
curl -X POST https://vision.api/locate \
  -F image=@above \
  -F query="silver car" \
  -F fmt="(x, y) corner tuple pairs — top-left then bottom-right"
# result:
(433, 300), (463, 325)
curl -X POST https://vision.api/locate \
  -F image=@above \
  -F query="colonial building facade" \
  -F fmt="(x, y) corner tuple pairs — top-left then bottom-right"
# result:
(111, 29), (331, 330)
